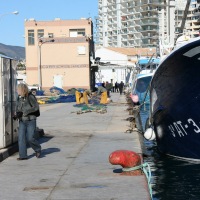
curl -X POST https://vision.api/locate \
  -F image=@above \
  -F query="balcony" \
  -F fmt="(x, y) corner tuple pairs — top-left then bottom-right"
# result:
(121, 15), (128, 21)
(127, 2), (135, 8)
(121, 42), (128, 47)
(140, 27), (158, 32)
(121, 28), (128, 34)
(140, 20), (158, 26)
(128, 41), (135, 46)
(128, 35), (134, 40)
(141, 14), (158, 19)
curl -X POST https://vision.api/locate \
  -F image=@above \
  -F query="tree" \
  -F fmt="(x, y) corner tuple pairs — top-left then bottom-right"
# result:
(17, 61), (26, 70)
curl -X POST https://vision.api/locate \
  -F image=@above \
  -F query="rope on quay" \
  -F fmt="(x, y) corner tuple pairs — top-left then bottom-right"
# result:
(122, 162), (153, 200)
(72, 104), (107, 114)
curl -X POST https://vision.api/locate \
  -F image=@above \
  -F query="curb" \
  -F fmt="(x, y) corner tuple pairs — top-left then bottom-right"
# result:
(0, 143), (18, 162)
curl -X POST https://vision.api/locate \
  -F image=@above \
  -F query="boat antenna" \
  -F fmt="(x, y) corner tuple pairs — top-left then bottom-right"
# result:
(145, 53), (155, 72)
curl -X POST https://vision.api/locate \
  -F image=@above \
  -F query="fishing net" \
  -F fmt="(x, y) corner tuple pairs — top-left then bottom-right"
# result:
(73, 103), (107, 114)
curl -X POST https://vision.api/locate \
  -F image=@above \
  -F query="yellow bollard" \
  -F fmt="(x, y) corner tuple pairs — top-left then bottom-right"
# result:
(75, 91), (81, 104)
(80, 96), (84, 104)
(100, 91), (108, 104)
(76, 90), (90, 104)
(83, 91), (89, 104)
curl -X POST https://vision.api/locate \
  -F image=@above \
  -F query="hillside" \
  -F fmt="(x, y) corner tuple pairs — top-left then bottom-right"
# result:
(0, 43), (25, 60)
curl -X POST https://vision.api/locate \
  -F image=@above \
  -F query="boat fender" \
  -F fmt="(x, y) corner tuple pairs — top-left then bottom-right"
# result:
(131, 94), (139, 103)
(144, 127), (156, 140)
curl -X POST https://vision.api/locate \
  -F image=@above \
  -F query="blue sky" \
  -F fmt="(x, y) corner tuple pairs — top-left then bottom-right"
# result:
(0, 0), (98, 47)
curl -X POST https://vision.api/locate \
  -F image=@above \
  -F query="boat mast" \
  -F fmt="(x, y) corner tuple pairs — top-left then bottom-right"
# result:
(174, 0), (191, 46)
(168, 0), (176, 47)
(159, 0), (175, 58)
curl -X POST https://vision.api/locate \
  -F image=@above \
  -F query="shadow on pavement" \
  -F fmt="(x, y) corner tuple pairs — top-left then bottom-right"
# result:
(113, 168), (123, 173)
(40, 147), (61, 158)
(28, 147), (61, 159)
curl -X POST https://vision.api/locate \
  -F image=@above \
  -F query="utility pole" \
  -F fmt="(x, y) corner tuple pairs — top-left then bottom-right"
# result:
(38, 39), (54, 90)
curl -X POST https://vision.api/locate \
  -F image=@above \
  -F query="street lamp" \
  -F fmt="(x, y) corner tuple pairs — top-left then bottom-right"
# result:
(38, 38), (55, 90)
(12, 11), (19, 15)
(0, 11), (19, 20)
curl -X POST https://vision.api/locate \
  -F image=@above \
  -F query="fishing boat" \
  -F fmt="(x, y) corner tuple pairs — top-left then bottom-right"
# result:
(131, 73), (153, 133)
(130, 57), (160, 133)
(135, 56), (160, 75)
(149, 37), (200, 161)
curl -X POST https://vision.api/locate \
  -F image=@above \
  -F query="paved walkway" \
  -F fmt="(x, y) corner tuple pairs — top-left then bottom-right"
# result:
(0, 93), (150, 200)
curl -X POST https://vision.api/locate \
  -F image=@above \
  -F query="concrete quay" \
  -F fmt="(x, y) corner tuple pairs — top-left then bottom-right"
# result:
(0, 93), (150, 200)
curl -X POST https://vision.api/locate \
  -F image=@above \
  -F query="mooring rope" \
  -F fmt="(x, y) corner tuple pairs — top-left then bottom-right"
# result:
(122, 162), (153, 200)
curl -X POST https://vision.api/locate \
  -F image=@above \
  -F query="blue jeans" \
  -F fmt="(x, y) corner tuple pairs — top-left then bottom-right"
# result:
(18, 119), (41, 158)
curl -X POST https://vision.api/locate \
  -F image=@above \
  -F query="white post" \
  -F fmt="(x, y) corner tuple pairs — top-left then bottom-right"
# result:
(169, 0), (176, 47)
(38, 43), (42, 90)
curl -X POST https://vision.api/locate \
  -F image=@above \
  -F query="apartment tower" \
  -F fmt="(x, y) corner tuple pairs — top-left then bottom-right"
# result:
(97, 0), (200, 49)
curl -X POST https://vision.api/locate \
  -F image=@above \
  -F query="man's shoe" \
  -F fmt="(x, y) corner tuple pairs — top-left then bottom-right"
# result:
(35, 151), (41, 158)
(17, 157), (28, 160)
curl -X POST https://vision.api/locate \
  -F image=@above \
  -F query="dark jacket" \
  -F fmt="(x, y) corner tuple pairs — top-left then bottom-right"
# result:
(105, 83), (113, 91)
(97, 86), (107, 95)
(118, 81), (124, 89)
(16, 94), (39, 120)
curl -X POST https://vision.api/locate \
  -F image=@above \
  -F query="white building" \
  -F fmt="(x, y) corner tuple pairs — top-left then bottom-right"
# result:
(17, 73), (26, 84)
(94, 47), (156, 85)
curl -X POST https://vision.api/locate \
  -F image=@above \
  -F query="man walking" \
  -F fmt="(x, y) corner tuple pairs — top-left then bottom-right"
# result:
(118, 81), (124, 95)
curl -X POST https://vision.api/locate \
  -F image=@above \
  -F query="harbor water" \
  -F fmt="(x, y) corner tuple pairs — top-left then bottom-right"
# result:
(140, 103), (200, 200)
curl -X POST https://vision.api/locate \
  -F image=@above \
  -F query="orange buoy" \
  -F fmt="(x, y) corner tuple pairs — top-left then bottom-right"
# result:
(109, 150), (141, 167)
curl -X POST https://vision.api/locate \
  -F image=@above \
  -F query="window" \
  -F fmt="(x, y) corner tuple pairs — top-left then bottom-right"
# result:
(28, 30), (35, 45)
(48, 33), (54, 38)
(69, 29), (85, 37)
(78, 46), (86, 55)
(136, 76), (152, 93)
(77, 29), (85, 36)
(37, 29), (44, 39)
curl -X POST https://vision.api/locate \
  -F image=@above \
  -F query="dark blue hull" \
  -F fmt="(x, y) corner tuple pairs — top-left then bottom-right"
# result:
(150, 38), (200, 160)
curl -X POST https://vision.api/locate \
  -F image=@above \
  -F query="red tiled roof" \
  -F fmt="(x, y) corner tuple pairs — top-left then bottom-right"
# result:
(106, 47), (156, 56)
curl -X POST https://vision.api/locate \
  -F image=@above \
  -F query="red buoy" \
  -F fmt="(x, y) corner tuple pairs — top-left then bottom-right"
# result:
(109, 150), (141, 168)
